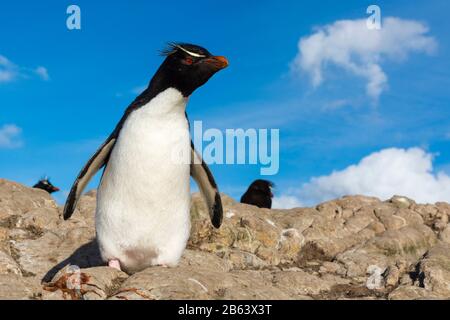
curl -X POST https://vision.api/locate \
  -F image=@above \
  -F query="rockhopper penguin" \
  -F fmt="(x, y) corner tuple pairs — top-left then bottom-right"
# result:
(33, 178), (60, 194)
(240, 180), (274, 209)
(63, 43), (228, 273)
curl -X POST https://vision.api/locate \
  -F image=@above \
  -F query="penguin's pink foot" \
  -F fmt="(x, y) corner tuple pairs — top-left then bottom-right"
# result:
(108, 259), (121, 271)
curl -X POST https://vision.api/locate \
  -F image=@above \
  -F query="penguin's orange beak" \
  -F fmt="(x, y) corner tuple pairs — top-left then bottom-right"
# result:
(204, 56), (229, 70)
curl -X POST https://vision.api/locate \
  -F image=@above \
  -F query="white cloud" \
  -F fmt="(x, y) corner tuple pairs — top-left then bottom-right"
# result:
(0, 124), (23, 149)
(115, 85), (147, 98)
(272, 195), (303, 209)
(131, 85), (146, 95)
(0, 54), (49, 83)
(0, 55), (18, 83)
(278, 148), (450, 207)
(321, 99), (351, 111)
(292, 17), (437, 102)
(35, 66), (49, 81)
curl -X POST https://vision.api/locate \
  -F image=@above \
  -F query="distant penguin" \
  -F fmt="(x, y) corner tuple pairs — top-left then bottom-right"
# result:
(240, 180), (274, 209)
(33, 178), (60, 194)
(63, 43), (228, 274)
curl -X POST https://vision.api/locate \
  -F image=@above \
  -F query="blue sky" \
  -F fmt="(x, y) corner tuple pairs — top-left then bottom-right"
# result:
(1, 0), (450, 206)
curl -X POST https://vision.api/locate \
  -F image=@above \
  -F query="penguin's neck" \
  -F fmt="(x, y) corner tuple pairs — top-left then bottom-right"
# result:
(146, 61), (189, 98)
(142, 87), (188, 116)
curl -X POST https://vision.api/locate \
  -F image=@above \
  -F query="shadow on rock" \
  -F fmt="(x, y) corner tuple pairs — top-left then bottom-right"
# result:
(42, 240), (104, 283)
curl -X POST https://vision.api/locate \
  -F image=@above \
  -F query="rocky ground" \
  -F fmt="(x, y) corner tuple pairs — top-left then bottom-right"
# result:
(0, 178), (450, 300)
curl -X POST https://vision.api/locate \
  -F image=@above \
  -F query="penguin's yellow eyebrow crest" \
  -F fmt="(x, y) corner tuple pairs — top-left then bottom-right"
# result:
(176, 45), (206, 58)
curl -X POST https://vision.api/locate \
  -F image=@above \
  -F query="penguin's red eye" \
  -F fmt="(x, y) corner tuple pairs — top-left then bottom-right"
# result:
(184, 57), (193, 65)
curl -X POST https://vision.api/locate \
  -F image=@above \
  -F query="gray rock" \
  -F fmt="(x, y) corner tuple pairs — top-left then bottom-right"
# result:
(0, 179), (450, 300)
(389, 196), (413, 209)
(419, 242), (450, 296)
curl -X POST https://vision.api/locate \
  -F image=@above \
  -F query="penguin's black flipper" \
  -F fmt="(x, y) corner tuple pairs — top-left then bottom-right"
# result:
(190, 141), (223, 228)
(63, 135), (117, 220)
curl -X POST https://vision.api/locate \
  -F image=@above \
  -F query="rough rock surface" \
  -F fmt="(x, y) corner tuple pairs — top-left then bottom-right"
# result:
(0, 178), (449, 300)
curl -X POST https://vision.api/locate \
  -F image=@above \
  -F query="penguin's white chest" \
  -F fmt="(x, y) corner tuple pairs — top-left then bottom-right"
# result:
(96, 88), (191, 273)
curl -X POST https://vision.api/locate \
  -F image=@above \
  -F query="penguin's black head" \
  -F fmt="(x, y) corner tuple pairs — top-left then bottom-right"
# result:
(33, 178), (60, 194)
(156, 43), (229, 97)
(240, 179), (275, 209)
(248, 180), (274, 198)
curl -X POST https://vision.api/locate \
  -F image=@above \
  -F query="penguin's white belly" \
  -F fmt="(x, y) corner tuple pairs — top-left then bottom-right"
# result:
(96, 88), (191, 273)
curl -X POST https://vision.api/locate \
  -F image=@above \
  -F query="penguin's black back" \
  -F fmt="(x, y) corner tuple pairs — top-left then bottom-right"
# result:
(240, 180), (274, 209)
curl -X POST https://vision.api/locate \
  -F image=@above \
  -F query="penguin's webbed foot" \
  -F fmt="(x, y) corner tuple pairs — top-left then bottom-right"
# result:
(108, 259), (122, 271)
